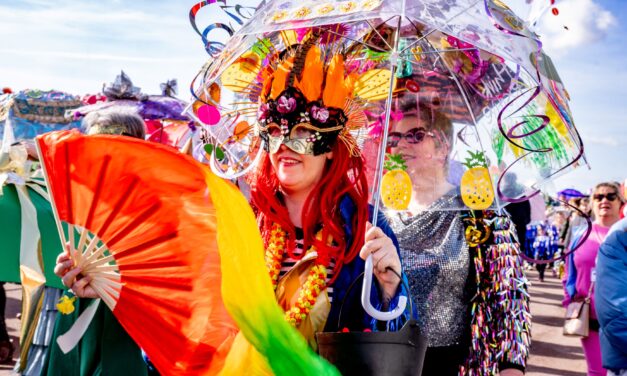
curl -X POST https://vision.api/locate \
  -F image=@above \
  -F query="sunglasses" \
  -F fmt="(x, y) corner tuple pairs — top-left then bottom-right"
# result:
(387, 128), (434, 148)
(592, 192), (618, 202)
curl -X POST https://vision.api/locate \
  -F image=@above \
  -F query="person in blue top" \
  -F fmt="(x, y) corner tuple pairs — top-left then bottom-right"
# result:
(595, 217), (627, 376)
(533, 225), (553, 281)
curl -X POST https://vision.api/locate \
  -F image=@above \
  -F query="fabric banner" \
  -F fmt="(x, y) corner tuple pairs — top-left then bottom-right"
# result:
(0, 184), (65, 289)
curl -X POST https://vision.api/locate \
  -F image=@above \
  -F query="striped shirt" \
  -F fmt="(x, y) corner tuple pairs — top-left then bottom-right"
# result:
(279, 227), (335, 302)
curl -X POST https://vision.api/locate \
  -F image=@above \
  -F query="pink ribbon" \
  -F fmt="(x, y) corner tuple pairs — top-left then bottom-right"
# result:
(364, 109), (404, 137)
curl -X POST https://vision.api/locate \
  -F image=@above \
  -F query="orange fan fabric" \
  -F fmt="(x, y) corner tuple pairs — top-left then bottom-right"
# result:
(36, 130), (238, 375)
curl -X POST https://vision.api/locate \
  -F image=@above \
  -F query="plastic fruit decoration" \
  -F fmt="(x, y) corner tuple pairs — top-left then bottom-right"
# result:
(380, 154), (412, 210)
(460, 151), (495, 210)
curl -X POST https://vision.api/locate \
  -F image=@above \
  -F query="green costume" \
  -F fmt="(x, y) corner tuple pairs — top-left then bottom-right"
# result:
(43, 293), (148, 376)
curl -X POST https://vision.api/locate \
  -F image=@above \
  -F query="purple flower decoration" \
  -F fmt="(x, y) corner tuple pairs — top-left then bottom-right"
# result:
(311, 105), (329, 123)
(257, 103), (270, 120)
(276, 96), (297, 114)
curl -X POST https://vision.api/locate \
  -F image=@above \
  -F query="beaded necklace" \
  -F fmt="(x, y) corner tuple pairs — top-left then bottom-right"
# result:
(264, 223), (328, 326)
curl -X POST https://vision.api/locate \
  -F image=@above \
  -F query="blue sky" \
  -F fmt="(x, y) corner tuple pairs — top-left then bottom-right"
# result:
(0, 0), (624, 192)
(532, 0), (627, 193)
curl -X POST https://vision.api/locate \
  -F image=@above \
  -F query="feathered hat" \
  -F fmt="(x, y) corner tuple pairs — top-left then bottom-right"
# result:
(250, 30), (395, 156)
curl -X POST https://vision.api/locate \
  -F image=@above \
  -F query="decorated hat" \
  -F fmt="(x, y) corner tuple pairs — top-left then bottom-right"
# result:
(195, 28), (396, 160)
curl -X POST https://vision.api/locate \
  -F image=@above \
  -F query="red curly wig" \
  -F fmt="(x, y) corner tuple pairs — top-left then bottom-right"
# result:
(248, 136), (369, 282)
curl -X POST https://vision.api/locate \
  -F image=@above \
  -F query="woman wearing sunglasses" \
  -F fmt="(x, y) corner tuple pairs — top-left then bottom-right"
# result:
(385, 96), (530, 376)
(564, 182), (625, 376)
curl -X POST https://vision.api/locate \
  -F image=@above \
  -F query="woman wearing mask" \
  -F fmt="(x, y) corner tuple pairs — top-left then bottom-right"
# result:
(54, 33), (409, 373)
(244, 35), (408, 348)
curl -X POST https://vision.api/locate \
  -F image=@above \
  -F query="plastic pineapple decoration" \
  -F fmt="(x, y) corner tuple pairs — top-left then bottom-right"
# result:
(380, 154), (412, 210)
(460, 151), (495, 210)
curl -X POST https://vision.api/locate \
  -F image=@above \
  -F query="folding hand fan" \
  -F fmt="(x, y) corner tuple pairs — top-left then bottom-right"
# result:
(36, 130), (238, 375)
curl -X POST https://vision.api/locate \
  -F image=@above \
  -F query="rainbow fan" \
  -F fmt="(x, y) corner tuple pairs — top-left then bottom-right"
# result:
(36, 130), (338, 376)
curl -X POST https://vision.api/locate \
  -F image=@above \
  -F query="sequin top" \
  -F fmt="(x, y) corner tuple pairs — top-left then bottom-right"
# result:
(388, 191), (473, 347)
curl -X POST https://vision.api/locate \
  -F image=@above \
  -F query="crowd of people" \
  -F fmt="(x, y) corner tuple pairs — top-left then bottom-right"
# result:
(0, 19), (625, 376)
(516, 182), (626, 376)
(44, 39), (531, 376)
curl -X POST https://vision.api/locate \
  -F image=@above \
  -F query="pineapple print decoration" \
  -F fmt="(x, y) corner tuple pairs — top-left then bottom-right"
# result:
(460, 151), (495, 210)
(380, 154), (412, 210)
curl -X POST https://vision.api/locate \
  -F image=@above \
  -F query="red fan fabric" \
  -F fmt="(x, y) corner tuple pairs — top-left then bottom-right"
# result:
(37, 130), (238, 375)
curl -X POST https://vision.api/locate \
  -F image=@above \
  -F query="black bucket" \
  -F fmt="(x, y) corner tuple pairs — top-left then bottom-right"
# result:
(316, 319), (426, 376)
(315, 270), (427, 375)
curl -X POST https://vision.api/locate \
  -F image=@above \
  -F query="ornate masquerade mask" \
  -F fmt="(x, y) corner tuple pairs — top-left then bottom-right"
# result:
(255, 32), (378, 156)
(257, 87), (346, 155)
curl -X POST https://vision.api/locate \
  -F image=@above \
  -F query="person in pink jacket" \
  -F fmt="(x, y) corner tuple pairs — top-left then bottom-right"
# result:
(564, 182), (625, 375)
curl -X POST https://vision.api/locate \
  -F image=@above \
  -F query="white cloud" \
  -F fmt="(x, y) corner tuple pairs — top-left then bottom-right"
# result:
(536, 0), (617, 55)
(0, 48), (199, 64)
(0, 0), (212, 95)
(584, 135), (623, 147)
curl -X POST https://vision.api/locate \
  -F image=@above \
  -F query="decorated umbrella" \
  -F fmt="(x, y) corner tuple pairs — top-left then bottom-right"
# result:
(188, 0), (586, 247)
(69, 71), (194, 149)
(36, 130), (339, 375)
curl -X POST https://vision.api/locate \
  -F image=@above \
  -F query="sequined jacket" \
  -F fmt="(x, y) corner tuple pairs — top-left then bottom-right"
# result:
(390, 203), (530, 376)
(459, 210), (531, 376)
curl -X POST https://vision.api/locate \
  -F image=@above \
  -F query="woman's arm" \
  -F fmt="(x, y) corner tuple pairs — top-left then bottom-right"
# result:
(358, 222), (401, 304)
(367, 212), (414, 330)
(334, 198), (411, 331)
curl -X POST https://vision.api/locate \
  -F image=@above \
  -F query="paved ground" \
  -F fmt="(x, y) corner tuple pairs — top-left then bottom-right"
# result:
(1, 270), (589, 375)
(526, 269), (587, 376)
(1, 283), (21, 375)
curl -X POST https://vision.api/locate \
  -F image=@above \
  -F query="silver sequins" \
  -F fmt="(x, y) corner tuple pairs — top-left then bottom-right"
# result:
(388, 192), (472, 347)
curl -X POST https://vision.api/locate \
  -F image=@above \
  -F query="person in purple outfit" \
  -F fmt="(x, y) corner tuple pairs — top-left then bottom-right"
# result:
(564, 182), (625, 376)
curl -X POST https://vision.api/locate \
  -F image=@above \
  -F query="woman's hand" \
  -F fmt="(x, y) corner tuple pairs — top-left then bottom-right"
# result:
(54, 248), (98, 299)
(500, 369), (524, 376)
(359, 222), (402, 304)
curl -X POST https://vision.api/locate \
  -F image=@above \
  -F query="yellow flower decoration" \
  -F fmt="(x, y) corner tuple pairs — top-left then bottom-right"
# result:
(271, 11), (288, 22)
(57, 295), (77, 315)
(317, 4), (335, 15)
(294, 6), (312, 19)
(411, 46), (424, 62)
(361, 0), (380, 11)
(339, 1), (357, 13)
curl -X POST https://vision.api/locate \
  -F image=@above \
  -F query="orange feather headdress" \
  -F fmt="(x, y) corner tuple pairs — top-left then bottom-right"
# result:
(255, 32), (371, 156)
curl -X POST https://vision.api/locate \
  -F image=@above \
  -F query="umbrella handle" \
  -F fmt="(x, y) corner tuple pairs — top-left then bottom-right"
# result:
(360, 254), (408, 321)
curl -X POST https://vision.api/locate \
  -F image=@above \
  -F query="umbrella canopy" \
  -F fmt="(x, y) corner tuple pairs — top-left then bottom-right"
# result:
(189, 0), (586, 213)
(69, 95), (190, 122)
